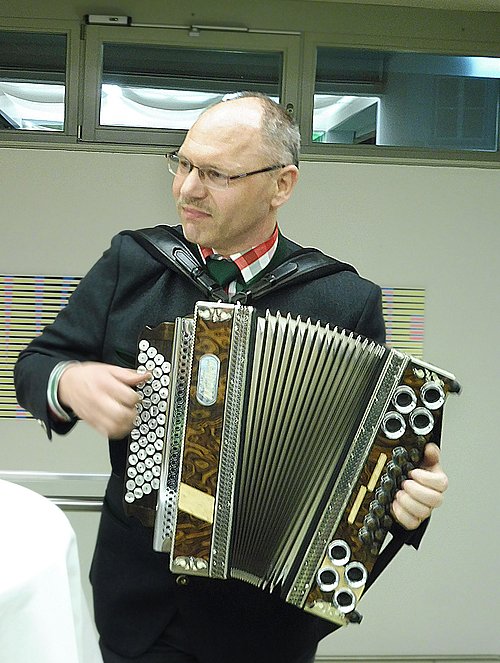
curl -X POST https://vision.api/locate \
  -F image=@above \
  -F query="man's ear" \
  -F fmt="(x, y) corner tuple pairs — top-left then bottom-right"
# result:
(271, 165), (299, 210)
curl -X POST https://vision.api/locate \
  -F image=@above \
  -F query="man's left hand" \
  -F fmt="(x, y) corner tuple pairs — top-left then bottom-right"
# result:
(391, 442), (448, 530)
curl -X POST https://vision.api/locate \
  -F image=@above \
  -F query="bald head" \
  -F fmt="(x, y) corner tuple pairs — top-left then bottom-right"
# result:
(194, 94), (300, 168)
(189, 97), (268, 169)
(198, 96), (265, 130)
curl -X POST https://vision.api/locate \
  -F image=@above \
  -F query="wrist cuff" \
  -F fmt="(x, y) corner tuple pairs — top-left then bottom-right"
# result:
(47, 361), (79, 422)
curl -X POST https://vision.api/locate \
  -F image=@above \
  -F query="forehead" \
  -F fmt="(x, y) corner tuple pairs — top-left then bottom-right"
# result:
(180, 101), (265, 169)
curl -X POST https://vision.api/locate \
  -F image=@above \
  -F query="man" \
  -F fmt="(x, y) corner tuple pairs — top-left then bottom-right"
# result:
(15, 93), (448, 663)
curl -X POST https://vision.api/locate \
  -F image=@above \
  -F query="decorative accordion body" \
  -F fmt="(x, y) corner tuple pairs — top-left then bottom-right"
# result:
(123, 301), (459, 626)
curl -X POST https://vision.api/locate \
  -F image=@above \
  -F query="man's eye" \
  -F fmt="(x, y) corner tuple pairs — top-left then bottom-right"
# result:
(178, 157), (192, 172)
(206, 169), (227, 183)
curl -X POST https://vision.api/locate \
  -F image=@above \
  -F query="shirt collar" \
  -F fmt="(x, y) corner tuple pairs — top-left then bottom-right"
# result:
(198, 225), (279, 285)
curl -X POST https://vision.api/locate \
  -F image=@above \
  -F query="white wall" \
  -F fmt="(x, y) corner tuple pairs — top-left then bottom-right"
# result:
(1, 147), (499, 657)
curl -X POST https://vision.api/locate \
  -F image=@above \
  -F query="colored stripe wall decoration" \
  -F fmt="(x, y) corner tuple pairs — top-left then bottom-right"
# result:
(0, 276), (425, 420)
(382, 287), (425, 358)
(0, 275), (80, 419)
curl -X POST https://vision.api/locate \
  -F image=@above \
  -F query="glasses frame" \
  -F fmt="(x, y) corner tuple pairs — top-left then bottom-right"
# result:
(166, 151), (286, 190)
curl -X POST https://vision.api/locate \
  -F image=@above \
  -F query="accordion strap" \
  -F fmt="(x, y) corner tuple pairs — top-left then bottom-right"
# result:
(121, 225), (357, 304)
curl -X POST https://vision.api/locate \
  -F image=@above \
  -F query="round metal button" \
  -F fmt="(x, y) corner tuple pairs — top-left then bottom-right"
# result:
(176, 575), (190, 586)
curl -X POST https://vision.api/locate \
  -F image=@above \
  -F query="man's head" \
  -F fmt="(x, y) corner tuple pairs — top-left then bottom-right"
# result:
(172, 93), (300, 255)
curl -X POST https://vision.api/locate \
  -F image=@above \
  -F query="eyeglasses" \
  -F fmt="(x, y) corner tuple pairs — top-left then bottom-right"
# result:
(165, 151), (286, 190)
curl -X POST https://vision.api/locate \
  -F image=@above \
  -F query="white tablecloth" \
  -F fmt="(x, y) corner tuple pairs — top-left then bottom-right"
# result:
(0, 479), (103, 663)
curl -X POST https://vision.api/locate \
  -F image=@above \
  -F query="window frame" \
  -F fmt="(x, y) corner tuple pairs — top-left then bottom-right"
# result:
(80, 25), (301, 147)
(0, 19), (80, 143)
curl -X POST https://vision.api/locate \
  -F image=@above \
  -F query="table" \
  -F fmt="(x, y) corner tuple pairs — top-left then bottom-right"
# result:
(0, 479), (103, 663)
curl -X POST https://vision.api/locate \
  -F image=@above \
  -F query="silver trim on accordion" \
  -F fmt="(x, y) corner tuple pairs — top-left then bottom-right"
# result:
(123, 301), (460, 627)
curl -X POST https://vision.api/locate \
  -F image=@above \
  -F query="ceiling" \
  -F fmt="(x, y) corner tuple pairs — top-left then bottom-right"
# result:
(300, 0), (500, 11)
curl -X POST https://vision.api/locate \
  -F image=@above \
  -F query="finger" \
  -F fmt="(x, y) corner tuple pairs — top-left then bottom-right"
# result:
(401, 469), (448, 493)
(104, 369), (152, 407)
(391, 500), (425, 531)
(108, 365), (152, 386)
(420, 442), (441, 469)
(94, 397), (137, 439)
(394, 486), (440, 518)
(111, 380), (144, 408)
(400, 478), (446, 509)
(406, 467), (448, 493)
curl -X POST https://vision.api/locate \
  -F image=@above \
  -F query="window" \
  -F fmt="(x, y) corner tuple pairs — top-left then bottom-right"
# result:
(311, 47), (500, 152)
(0, 30), (66, 131)
(81, 26), (300, 146)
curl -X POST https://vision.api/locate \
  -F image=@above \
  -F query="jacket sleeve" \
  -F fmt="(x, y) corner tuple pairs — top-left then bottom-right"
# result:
(14, 233), (124, 439)
(354, 282), (386, 345)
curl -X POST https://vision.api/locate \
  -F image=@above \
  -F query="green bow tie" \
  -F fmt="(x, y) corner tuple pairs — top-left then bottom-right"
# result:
(205, 256), (241, 287)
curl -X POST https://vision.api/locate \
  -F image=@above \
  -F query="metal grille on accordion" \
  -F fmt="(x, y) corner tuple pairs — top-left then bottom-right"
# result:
(123, 301), (460, 627)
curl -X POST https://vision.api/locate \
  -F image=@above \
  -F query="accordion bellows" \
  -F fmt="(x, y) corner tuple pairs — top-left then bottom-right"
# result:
(123, 302), (459, 627)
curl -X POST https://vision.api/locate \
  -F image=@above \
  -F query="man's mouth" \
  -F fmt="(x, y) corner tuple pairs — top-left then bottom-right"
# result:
(181, 205), (212, 221)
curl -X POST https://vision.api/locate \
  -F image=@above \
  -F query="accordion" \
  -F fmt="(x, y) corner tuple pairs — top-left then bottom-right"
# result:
(123, 301), (459, 627)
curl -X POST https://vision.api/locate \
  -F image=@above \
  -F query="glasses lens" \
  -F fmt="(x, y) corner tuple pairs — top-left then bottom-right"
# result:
(166, 153), (229, 190)
(204, 169), (229, 190)
(167, 152), (179, 176)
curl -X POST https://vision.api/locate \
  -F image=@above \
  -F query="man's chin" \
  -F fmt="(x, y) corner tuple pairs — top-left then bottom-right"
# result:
(180, 220), (211, 247)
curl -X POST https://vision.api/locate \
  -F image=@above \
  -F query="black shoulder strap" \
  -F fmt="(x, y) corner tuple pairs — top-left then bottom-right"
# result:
(122, 225), (229, 302)
(121, 225), (357, 304)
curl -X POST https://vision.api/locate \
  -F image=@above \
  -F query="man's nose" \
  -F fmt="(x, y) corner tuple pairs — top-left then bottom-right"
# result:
(179, 167), (207, 198)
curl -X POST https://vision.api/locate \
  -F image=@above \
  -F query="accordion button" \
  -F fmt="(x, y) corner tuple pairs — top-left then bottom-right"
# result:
(176, 575), (190, 586)
(364, 515), (378, 531)
(370, 500), (385, 519)
(358, 527), (372, 546)
(380, 475), (395, 493)
(392, 447), (408, 466)
(385, 461), (403, 485)
(375, 487), (389, 506)
(382, 515), (393, 529)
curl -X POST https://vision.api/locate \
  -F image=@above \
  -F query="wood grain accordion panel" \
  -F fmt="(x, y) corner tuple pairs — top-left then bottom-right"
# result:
(123, 301), (460, 627)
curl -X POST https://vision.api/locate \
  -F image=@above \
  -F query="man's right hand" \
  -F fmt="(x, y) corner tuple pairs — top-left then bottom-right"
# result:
(58, 362), (148, 439)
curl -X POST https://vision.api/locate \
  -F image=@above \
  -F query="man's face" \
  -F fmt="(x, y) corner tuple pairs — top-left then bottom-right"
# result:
(172, 100), (281, 255)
